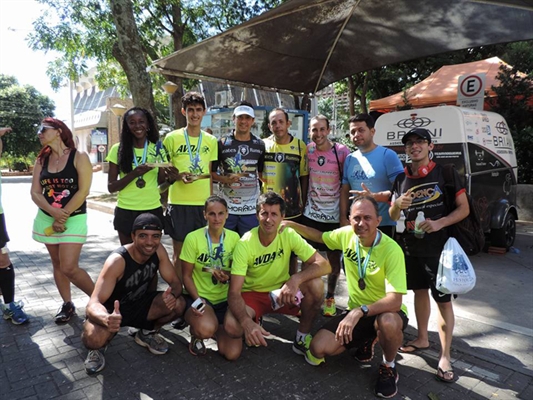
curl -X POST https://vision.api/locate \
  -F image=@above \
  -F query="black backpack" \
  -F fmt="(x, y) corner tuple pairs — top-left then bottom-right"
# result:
(442, 164), (485, 255)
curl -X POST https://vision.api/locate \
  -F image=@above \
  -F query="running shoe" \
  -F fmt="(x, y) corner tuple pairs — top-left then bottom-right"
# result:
(84, 349), (105, 375)
(375, 363), (399, 398)
(2, 300), (29, 325)
(134, 330), (169, 355)
(292, 334), (312, 356)
(189, 336), (207, 356)
(354, 336), (378, 363)
(322, 297), (337, 317)
(55, 301), (75, 324)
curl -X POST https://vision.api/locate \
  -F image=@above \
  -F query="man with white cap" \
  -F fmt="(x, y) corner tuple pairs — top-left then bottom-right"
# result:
(212, 101), (265, 236)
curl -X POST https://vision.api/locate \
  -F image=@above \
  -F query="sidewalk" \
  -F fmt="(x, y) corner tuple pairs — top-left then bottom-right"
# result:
(1, 174), (532, 399)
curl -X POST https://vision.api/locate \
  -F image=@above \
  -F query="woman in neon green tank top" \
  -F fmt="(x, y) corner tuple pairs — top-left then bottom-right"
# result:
(106, 107), (167, 245)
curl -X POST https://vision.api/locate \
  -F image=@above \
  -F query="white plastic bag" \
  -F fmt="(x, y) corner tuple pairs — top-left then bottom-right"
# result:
(436, 237), (476, 294)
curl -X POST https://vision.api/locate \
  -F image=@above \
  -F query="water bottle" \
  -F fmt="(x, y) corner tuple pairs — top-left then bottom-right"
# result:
(414, 211), (425, 239)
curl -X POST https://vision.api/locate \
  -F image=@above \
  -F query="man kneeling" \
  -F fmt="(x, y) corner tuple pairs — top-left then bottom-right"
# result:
(82, 214), (185, 375)
(285, 196), (408, 398)
(223, 192), (331, 359)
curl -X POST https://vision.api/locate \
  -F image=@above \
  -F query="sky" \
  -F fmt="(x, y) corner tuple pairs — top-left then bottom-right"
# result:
(0, 0), (71, 124)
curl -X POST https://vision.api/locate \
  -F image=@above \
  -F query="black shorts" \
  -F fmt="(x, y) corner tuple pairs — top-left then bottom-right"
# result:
(108, 291), (161, 331)
(165, 204), (205, 242)
(322, 309), (409, 350)
(0, 213), (10, 248)
(114, 206), (165, 237)
(183, 295), (228, 325)
(405, 255), (452, 303)
(300, 215), (340, 252)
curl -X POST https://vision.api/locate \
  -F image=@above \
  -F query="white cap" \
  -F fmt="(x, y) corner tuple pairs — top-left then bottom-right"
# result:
(233, 105), (255, 118)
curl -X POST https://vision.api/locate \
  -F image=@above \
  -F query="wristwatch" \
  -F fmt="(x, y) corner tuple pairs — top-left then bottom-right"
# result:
(360, 305), (369, 318)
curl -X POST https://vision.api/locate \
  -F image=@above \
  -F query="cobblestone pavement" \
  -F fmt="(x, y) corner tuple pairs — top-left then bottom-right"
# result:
(1, 175), (532, 399)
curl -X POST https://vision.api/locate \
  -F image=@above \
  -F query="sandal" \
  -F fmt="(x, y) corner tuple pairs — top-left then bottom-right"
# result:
(436, 367), (455, 383)
(398, 343), (429, 353)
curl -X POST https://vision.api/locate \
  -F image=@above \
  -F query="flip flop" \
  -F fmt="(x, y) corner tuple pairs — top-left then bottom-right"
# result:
(398, 343), (429, 353)
(435, 367), (455, 383)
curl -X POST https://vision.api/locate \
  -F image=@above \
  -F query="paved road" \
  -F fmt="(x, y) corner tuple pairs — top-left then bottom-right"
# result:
(1, 174), (532, 399)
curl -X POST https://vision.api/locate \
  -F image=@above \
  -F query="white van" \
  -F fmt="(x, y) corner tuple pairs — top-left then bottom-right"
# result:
(374, 105), (518, 249)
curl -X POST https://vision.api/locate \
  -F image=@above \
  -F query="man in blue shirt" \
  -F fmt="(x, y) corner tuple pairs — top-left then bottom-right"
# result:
(339, 114), (403, 238)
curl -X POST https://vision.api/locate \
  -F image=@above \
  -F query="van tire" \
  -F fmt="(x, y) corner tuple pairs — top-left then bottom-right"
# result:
(490, 213), (516, 250)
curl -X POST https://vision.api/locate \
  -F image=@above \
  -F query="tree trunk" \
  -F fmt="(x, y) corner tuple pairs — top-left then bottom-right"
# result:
(347, 76), (356, 116)
(170, 4), (187, 129)
(110, 0), (156, 119)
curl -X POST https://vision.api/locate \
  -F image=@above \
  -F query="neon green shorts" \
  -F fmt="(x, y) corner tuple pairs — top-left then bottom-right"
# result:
(32, 209), (88, 245)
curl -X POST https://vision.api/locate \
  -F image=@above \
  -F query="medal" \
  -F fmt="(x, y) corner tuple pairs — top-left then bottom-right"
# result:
(133, 140), (148, 189)
(136, 177), (146, 188)
(355, 231), (381, 291)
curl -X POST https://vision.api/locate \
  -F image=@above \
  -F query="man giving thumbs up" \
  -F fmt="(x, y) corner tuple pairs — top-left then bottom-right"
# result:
(82, 214), (185, 375)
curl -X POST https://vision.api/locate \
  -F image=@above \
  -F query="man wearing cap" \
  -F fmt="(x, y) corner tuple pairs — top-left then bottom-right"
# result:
(340, 113), (403, 238)
(211, 101), (265, 236)
(82, 213), (186, 375)
(389, 128), (469, 383)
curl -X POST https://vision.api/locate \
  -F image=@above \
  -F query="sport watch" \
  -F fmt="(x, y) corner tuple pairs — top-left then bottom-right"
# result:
(360, 305), (369, 317)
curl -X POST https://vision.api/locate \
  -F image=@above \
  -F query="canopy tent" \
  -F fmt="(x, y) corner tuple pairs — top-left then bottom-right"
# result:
(149, 0), (533, 96)
(368, 57), (529, 112)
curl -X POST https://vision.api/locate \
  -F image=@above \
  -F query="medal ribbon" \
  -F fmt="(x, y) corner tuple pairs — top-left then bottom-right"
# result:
(206, 228), (225, 269)
(184, 129), (203, 167)
(132, 139), (148, 168)
(355, 230), (381, 286)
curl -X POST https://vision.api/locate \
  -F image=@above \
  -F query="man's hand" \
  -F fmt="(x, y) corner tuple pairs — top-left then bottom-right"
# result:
(334, 309), (360, 345)
(162, 287), (178, 311)
(242, 318), (270, 347)
(418, 218), (445, 234)
(394, 188), (413, 210)
(349, 182), (373, 200)
(107, 300), (122, 332)
(279, 278), (300, 307)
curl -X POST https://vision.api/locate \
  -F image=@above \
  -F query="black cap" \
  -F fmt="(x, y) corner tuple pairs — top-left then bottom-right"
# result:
(132, 213), (163, 232)
(402, 128), (432, 144)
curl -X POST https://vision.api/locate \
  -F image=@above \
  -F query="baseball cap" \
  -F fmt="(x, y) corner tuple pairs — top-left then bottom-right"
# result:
(132, 213), (163, 232)
(233, 105), (255, 118)
(402, 128), (432, 144)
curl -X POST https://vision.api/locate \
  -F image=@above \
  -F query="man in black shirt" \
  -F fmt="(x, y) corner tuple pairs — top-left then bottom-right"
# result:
(81, 214), (185, 375)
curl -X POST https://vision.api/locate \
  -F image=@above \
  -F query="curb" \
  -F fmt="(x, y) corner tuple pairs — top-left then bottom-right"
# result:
(87, 200), (115, 215)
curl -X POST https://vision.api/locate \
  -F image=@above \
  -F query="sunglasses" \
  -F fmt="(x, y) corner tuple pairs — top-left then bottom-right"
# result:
(36, 125), (55, 135)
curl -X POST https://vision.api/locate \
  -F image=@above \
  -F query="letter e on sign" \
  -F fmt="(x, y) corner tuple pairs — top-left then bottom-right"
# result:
(457, 73), (486, 110)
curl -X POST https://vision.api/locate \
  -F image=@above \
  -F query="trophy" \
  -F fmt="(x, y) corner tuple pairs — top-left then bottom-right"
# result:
(145, 140), (173, 168)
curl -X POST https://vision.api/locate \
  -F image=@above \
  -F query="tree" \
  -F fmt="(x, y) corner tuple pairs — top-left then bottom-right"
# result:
(0, 75), (55, 169)
(487, 41), (533, 184)
(29, 0), (285, 128)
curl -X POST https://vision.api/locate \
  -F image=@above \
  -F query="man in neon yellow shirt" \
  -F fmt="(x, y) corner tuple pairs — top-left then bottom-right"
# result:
(284, 196), (407, 399)
(163, 92), (218, 280)
(223, 192), (331, 360)
(263, 108), (308, 275)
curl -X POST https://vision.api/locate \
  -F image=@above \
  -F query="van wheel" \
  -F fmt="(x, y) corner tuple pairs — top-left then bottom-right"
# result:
(490, 213), (516, 250)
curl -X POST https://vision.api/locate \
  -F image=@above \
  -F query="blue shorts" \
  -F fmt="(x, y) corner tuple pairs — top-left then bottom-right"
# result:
(225, 213), (258, 236)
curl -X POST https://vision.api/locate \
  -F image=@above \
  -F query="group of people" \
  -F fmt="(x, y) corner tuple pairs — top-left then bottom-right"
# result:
(0, 90), (469, 399)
